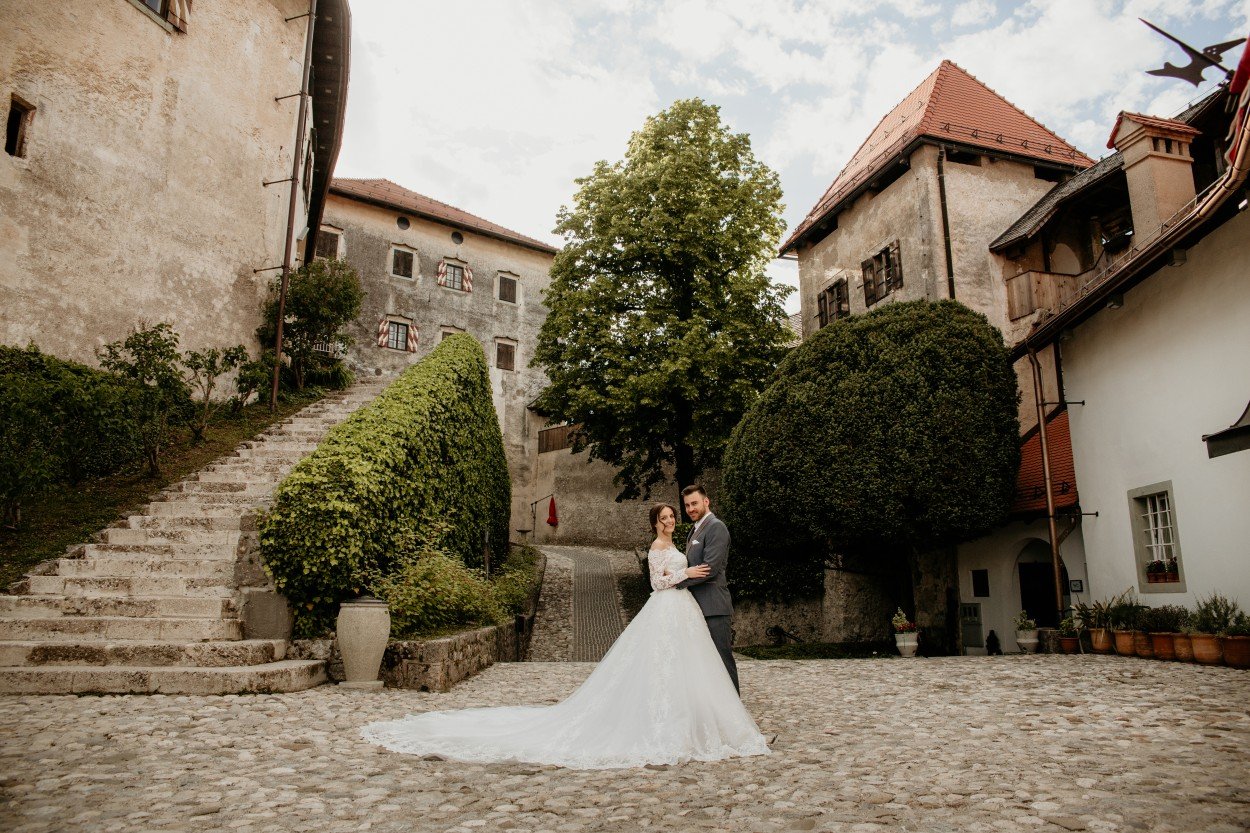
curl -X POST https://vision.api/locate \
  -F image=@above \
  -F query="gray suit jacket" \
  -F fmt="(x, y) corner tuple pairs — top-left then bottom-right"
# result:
(677, 513), (733, 617)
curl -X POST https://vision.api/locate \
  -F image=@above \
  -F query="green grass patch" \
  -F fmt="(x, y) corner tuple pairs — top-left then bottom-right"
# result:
(735, 640), (898, 660)
(0, 391), (327, 589)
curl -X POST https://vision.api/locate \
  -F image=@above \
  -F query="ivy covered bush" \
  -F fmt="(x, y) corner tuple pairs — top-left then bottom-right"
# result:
(721, 300), (1020, 601)
(259, 334), (511, 634)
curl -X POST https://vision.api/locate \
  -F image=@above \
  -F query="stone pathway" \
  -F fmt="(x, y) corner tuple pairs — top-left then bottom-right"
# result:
(529, 546), (631, 662)
(527, 551), (573, 662)
(2, 656), (1248, 832)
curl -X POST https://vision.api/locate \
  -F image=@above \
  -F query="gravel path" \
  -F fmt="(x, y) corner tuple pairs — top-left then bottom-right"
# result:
(1, 656), (1247, 832)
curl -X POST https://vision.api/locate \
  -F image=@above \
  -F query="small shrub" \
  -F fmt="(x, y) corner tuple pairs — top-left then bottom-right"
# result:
(1193, 593), (1243, 635)
(490, 545), (541, 616)
(1058, 616), (1079, 637)
(183, 345), (247, 443)
(372, 554), (503, 639)
(233, 352), (274, 412)
(1140, 604), (1190, 633)
(1012, 610), (1037, 631)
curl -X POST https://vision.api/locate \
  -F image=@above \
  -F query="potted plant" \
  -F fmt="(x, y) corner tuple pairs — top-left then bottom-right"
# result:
(1174, 621), (1195, 663)
(1142, 605), (1188, 661)
(1057, 616), (1080, 654)
(1221, 616), (1250, 670)
(1013, 610), (1038, 654)
(1191, 593), (1239, 666)
(1109, 592), (1145, 656)
(1145, 559), (1166, 583)
(1164, 556), (1180, 583)
(892, 608), (918, 658)
(1075, 595), (1116, 654)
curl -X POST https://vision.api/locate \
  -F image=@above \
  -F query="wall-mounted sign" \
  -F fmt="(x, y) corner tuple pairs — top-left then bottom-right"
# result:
(1069, 579), (1084, 593)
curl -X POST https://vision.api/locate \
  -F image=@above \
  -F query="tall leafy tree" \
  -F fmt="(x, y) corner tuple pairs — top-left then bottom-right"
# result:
(257, 258), (363, 390)
(534, 98), (790, 507)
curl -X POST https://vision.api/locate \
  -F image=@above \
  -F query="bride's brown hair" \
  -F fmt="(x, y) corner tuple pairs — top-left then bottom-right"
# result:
(649, 503), (677, 534)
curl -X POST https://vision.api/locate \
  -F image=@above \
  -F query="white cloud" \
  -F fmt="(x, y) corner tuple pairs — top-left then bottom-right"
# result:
(951, 0), (998, 27)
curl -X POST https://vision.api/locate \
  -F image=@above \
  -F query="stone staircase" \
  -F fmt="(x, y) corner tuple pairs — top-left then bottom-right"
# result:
(0, 375), (393, 695)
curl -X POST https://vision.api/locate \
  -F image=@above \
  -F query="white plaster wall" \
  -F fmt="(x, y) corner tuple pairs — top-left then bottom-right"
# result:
(1060, 208), (1250, 608)
(0, 0), (309, 363)
(957, 519), (1088, 653)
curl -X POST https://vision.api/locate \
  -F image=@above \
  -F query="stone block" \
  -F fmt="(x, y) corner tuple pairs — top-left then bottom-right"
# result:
(240, 589), (293, 641)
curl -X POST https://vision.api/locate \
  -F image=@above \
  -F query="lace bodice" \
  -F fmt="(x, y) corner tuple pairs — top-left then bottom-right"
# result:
(648, 545), (688, 591)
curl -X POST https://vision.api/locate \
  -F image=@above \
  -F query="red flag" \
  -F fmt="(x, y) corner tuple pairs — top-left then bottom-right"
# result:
(546, 496), (559, 527)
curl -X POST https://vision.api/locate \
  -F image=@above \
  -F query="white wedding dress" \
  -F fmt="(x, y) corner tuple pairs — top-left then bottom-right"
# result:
(360, 545), (771, 769)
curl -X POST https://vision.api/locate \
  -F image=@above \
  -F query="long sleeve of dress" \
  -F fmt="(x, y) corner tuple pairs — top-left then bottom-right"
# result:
(648, 550), (688, 591)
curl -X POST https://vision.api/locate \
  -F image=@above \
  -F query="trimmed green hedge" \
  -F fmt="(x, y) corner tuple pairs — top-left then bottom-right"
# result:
(722, 300), (1020, 601)
(259, 334), (511, 633)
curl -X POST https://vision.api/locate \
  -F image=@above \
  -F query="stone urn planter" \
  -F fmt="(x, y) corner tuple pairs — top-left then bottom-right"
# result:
(1189, 633), (1223, 666)
(1149, 632), (1176, 661)
(1172, 632), (1194, 663)
(336, 597), (391, 689)
(1015, 629), (1039, 654)
(1112, 629), (1137, 656)
(1221, 635), (1250, 669)
(1133, 631), (1155, 659)
(1088, 627), (1114, 654)
(894, 632), (919, 658)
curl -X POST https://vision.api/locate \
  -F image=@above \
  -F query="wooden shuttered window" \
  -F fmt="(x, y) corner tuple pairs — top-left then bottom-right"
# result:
(315, 230), (341, 260)
(498, 274), (518, 303)
(862, 241), (902, 306)
(817, 278), (851, 328)
(539, 424), (580, 454)
(392, 249), (414, 278)
(496, 341), (516, 371)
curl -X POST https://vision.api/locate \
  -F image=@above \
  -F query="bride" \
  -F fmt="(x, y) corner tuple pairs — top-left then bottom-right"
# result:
(360, 503), (771, 769)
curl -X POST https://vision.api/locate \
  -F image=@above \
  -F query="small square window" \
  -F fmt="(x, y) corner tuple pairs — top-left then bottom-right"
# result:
(391, 248), (414, 279)
(5, 96), (34, 158)
(386, 321), (410, 351)
(496, 341), (516, 371)
(498, 275), (518, 304)
(315, 230), (341, 261)
(444, 263), (466, 291)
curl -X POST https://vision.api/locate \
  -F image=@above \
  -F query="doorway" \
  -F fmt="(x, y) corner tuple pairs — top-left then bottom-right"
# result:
(1018, 540), (1069, 628)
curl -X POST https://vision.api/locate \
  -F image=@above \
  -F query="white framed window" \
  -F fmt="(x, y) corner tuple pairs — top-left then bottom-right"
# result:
(498, 273), (519, 304)
(390, 246), (415, 279)
(495, 338), (517, 372)
(1128, 481), (1184, 592)
(315, 226), (343, 261)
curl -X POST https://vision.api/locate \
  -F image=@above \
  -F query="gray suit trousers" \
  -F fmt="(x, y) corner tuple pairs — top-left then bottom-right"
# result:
(705, 615), (739, 694)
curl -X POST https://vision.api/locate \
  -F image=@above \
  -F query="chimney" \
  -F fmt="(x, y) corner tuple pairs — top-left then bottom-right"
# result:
(1108, 112), (1200, 240)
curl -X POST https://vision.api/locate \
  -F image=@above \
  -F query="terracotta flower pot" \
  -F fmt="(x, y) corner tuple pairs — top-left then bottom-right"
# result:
(1113, 629), (1137, 655)
(1149, 632), (1176, 661)
(1133, 631), (1154, 658)
(1173, 633), (1194, 663)
(1190, 633), (1223, 666)
(1059, 636), (1080, 654)
(1089, 627), (1114, 654)
(1221, 635), (1250, 669)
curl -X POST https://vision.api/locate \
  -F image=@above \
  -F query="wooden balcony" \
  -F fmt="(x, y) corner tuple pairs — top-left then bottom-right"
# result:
(1005, 270), (1084, 321)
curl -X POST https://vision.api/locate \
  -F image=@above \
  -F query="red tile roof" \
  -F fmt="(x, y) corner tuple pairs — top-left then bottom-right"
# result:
(1011, 409), (1079, 516)
(330, 178), (559, 255)
(782, 61), (1094, 253)
(1106, 111), (1201, 149)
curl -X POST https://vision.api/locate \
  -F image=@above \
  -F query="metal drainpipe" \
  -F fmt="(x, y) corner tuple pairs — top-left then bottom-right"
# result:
(1028, 346), (1065, 624)
(270, 0), (319, 411)
(937, 147), (956, 299)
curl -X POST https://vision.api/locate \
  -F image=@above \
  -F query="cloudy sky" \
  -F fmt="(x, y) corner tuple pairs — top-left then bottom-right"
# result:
(335, 0), (1247, 311)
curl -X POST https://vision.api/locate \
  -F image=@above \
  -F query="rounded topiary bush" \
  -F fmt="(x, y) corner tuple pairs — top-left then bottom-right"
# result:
(722, 300), (1020, 601)
(260, 334), (511, 634)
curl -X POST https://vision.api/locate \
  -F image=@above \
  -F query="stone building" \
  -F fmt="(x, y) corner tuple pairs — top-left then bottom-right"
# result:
(772, 60), (1098, 648)
(320, 178), (559, 539)
(0, 0), (350, 363)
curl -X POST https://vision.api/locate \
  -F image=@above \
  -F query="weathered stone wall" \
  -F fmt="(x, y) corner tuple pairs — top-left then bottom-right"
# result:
(322, 194), (555, 539)
(732, 597), (823, 647)
(0, 0), (313, 363)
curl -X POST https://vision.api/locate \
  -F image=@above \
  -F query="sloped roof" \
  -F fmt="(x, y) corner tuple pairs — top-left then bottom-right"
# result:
(1011, 409), (1079, 516)
(330, 178), (559, 255)
(782, 60), (1093, 253)
(990, 153), (1125, 252)
(1106, 111), (1201, 148)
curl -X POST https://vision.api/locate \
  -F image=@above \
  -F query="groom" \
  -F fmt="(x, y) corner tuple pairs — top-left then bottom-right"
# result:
(677, 484), (739, 694)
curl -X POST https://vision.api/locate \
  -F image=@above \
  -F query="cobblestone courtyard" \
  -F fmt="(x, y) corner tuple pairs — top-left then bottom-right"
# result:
(3, 656), (1248, 833)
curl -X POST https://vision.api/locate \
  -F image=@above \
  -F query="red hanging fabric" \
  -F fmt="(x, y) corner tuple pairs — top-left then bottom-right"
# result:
(546, 496), (559, 527)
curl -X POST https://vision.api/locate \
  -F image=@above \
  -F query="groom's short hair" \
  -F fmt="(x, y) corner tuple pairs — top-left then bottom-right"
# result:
(681, 484), (707, 499)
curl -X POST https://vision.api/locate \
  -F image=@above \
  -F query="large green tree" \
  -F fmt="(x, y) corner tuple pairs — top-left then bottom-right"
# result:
(721, 300), (1021, 603)
(534, 98), (791, 506)
(257, 258), (363, 390)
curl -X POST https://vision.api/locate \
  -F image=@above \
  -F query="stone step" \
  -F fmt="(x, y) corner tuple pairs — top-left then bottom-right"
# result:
(0, 595), (234, 620)
(0, 659), (326, 695)
(103, 527), (239, 548)
(143, 500), (264, 517)
(152, 492), (265, 507)
(129, 515), (251, 532)
(0, 638), (286, 668)
(28, 574), (235, 597)
(232, 448), (309, 461)
(54, 554), (234, 577)
(81, 542), (233, 561)
(175, 480), (270, 495)
(0, 616), (243, 641)
(237, 440), (317, 452)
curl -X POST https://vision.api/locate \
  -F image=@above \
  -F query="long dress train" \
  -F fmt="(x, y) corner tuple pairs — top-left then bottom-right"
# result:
(359, 545), (770, 769)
